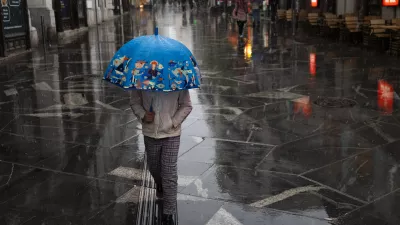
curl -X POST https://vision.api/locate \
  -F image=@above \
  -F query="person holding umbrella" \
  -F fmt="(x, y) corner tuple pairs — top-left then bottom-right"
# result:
(103, 28), (200, 225)
(130, 83), (192, 225)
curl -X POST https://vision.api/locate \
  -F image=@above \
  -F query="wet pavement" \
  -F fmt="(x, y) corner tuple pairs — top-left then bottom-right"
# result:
(0, 4), (400, 225)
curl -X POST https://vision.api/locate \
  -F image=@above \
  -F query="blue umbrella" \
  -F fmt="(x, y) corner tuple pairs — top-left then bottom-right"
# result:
(103, 27), (201, 92)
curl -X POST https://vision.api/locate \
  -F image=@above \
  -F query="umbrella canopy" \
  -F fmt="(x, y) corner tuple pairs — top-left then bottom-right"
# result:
(103, 28), (201, 91)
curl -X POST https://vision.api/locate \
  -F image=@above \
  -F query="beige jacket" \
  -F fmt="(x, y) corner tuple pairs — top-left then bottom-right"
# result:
(130, 90), (192, 139)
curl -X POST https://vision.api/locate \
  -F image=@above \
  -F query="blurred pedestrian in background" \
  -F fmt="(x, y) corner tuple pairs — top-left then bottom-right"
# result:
(270, 0), (277, 22)
(233, 0), (249, 38)
(181, 0), (194, 10)
(251, 0), (262, 27)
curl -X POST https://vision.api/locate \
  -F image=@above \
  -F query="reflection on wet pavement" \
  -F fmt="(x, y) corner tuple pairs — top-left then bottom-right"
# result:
(0, 5), (399, 225)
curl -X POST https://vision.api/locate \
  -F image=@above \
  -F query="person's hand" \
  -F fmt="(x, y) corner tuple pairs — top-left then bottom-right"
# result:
(143, 111), (155, 123)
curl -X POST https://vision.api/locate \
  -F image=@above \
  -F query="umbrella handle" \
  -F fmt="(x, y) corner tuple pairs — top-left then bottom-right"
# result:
(149, 98), (153, 112)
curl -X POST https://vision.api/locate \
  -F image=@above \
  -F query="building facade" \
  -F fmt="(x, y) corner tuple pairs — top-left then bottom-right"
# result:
(27, 0), (126, 42)
(0, 0), (32, 56)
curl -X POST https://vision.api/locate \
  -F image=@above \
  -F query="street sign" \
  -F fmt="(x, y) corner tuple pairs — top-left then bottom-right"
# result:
(60, 0), (71, 19)
(9, 0), (19, 6)
(2, 0), (26, 36)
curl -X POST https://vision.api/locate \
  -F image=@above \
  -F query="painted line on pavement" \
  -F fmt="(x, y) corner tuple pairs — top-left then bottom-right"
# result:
(189, 136), (276, 147)
(23, 112), (84, 118)
(249, 185), (324, 208)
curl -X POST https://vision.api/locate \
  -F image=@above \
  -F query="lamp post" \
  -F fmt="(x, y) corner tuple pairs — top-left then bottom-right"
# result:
(291, 0), (295, 36)
(95, 0), (99, 25)
(94, 0), (102, 72)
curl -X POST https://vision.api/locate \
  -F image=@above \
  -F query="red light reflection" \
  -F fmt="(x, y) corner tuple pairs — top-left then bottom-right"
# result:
(311, 0), (318, 7)
(377, 80), (393, 114)
(383, 0), (399, 6)
(309, 53), (316, 76)
(293, 96), (312, 117)
(228, 34), (238, 47)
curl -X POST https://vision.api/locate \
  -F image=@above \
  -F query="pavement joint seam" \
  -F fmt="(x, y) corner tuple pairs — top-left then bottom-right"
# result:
(179, 191), (339, 223)
(0, 115), (19, 132)
(177, 137), (205, 158)
(0, 131), (104, 148)
(0, 159), (139, 187)
(0, 173), (53, 205)
(298, 175), (367, 205)
(0, 129), (142, 149)
(370, 119), (400, 129)
(181, 118), (199, 131)
(298, 148), (375, 176)
(254, 146), (277, 170)
(269, 116), (379, 152)
(178, 163), (215, 195)
(110, 133), (141, 149)
(334, 187), (400, 223)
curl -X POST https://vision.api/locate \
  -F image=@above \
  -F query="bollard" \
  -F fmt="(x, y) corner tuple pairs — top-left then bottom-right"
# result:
(40, 16), (46, 54)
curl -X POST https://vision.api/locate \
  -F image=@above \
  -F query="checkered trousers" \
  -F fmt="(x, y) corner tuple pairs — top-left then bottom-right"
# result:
(144, 135), (180, 215)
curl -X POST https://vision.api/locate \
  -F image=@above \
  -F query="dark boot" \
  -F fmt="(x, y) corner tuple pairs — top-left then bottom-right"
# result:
(162, 214), (175, 225)
(156, 184), (163, 198)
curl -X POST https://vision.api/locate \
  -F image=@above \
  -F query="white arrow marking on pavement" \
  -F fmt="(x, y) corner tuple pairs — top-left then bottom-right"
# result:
(178, 175), (198, 187)
(194, 179), (208, 199)
(94, 100), (121, 111)
(249, 185), (324, 208)
(206, 207), (243, 225)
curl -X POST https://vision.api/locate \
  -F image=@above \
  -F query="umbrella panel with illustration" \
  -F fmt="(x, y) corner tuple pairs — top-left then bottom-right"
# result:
(103, 30), (201, 92)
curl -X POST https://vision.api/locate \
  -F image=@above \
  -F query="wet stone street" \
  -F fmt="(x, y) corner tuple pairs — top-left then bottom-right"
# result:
(0, 6), (400, 225)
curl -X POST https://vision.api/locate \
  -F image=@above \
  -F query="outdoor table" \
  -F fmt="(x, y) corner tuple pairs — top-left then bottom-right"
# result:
(375, 25), (400, 30)
(374, 25), (400, 55)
